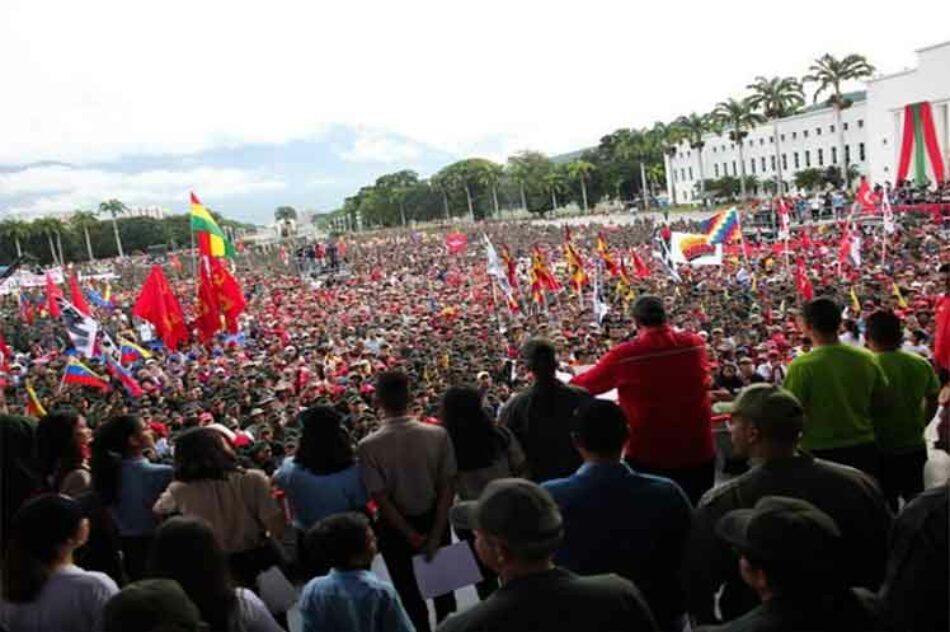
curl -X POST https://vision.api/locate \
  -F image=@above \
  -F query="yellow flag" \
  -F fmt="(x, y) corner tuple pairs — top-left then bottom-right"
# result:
(850, 287), (861, 313)
(892, 283), (908, 309)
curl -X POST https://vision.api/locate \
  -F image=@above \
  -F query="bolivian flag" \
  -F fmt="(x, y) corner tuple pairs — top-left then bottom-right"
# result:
(190, 192), (236, 259)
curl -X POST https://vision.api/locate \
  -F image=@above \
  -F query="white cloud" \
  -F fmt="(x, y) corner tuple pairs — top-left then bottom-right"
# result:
(0, 0), (948, 168)
(340, 132), (424, 163)
(0, 165), (285, 218)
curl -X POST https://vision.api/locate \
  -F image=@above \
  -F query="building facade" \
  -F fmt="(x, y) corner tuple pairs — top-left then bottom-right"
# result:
(666, 40), (950, 203)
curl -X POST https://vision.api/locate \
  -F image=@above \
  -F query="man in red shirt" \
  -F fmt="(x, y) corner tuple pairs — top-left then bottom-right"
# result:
(572, 295), (714, 504)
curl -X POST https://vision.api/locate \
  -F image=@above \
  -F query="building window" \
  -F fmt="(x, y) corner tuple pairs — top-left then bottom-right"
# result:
(714, 164), (719, 177)
(770, 136), (774, 143)
(831, 147), (837, 164)
(759, 138), (765, 146)
(817, 149), (824, 166)
(804, 130), (810, 138)
(859, 143), (866, 161)
(782, 154), (788, 170)
(816, 128), (822, 136)
(843, 122), (849, 131)
(723, 162), (729, 176)
(792, 131), (798, 140)
(805, 150), (811, 167)
(681, 168), (685, 180)
(830, 125), (835, 133)
(761, 157), (767, 171)
(771, 156), (776, 171)
(845, 145), (851, 164)
(687, 151), (691, 157)
(780, 134), (786, 142)
(750, 159), (756, 174)
(732, 161), (737, 175)
(794, 152), (800, 169)
(688, 167), (693, 180)
(857, 119), (864, 129)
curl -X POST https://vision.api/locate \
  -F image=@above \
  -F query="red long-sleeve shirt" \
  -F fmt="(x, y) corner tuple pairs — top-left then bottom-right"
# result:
(572, 325), (714, 469)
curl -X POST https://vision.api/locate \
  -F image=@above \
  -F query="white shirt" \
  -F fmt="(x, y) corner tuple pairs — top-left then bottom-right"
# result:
(0, 565), (118, 632)
(231, 588), (284, 632)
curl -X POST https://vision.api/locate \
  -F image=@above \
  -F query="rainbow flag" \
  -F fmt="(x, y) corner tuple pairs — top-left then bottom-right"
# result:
(25, 382), (46, 417)
(702, 208), (741, 245)
(63, 358), (110, 391)
(118, 338), (152, 365)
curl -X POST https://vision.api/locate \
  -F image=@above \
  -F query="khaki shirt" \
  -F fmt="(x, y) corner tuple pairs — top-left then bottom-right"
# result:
(153, 469), (282, 553)
(357, 417), (456, 517)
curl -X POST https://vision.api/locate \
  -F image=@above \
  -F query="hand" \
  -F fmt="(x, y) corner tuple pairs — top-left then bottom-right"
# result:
(422, 534), (441, 562)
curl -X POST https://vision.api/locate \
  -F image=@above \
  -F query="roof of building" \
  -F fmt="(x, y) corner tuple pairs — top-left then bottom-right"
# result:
(797, 90), (866, 114)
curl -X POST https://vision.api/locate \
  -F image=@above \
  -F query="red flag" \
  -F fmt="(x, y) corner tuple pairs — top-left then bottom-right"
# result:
(45, 273), (63, 318)
(837, 225), (852, 265)
(500, 245), (518, 290)
(855, 179), (876, 214)
(596, 232), (620, 277)
(801, 227), (813, 251)
(195, 260), (222, 343)
(935, 295), (950, 371)
(132, 265), (188, 350)
(0, 331), (11, 376)
(795, 257), (814, 301)
(68, 271), (91, 316)
(446, 232), (468, 255)
(210, 258), (246, 333)
(631, 251), (650, 279)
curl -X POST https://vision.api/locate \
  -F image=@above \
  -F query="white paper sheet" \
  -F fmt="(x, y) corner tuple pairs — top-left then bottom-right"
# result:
(412, 541), (483, 599)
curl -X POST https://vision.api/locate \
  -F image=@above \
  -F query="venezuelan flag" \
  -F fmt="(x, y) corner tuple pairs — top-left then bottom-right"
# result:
(25, 382), (46, 417)
(190, 192), (236, 258)
(702, 209), (741, 245)
(63, 358), (110, 391)
(106, 359), (144, 398)
(118, 338), (152, 365)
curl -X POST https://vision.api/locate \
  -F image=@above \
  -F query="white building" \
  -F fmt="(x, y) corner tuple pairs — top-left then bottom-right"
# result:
(666, 40), (950, 203)
(667, 95), (869, 202)
(126, 206), (167, 219)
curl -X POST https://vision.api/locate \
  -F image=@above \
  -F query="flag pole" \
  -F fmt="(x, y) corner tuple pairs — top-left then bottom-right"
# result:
(737, 207), (752, 272)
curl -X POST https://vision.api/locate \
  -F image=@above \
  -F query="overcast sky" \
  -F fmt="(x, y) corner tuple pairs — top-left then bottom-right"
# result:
(1, 0), (948, 224)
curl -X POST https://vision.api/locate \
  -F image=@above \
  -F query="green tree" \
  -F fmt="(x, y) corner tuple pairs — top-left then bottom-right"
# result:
(543, 166), (568, 211)
(794, 168), (825, 191)
(712, 98), (765, 200)
(70, 210), (99, 261)
(0, 219), (30, 258)
(476, 161), (505, 218)
(675, 113), (713, 205)
(429, 173), (452, 220)
(506, 151), (552, 213)
(274, 206), (298, 237)
(98, 199), (128, 258)
(33, 217), (65, 265)
(376, 170), (420, 226)
(566, 159), (596, 212)
(746, 76), (804, 195)
(654, 121), (685, 205)
(804, 53), (875, 187)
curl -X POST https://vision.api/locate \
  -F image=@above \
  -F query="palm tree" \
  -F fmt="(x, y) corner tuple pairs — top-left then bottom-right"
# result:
(428, 174), (451, 220)
(0, 219), (30, 258)
(675, 113), (712, 206)
(712, 98), (766, 199)
(543, 167), (567, 212)
(804, 54), (875, 187)
(506, 156), (531, 212)
(478, 161), (505, 218)
(632, 129), (659, 210)
(746, 76), (804, 196)
(70, 210), (98, 261)
(654, 121), (685, 206)
(98, 199), (128, 258)
(566, 159), (596, 212)
(33, 217), (65, 265)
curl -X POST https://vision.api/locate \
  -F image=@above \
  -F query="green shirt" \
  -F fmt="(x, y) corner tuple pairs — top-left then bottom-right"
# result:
(783, 344), (889, 451)
(873, 350), (940, 452)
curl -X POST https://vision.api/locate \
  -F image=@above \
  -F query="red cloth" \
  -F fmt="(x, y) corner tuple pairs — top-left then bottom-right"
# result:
(132, 265), (188, 351)
(68, 271), (91, 316)
(571, 325), (714, 469)
(934, 295), (950, 371)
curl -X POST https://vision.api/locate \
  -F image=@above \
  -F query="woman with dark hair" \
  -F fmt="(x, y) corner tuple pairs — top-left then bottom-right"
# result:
(0, 415), (39, 553)
(90, 415), (172, 580)
(35, 409), (93, 497)
(0, 494), (118, 632)
(273, 405), (368, 531)
(153, 427), (286, 588)
(440, 385), (525, 599)
(147, 517), (284, 632)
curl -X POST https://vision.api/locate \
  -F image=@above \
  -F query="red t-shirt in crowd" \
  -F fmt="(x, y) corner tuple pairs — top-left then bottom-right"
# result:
(572, 325), (714, 469)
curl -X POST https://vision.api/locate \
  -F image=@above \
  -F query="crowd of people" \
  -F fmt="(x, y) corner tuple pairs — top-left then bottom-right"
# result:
(0, 204), (948, 632)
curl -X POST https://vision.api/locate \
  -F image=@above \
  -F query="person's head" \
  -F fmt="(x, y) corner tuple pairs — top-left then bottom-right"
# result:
(939, 262), (950, 291)
(91, 415), (152, 504)
(800, 297), (841, 343)
(304, 512), (375, 572)
(147, 517), (236, 632)
(865, 310), (903, 352)
(451, 479), (563, 581)
(571, 400), (628, 462)
(35, 409), (90, 486)
(440, 385), (499, 471)
(172, 427), (239, 482)
(717, 496), (843, 602)
(2, 494), (89, 603)
(632, 295), (667, 328)
(294, 405), (355, 475)
(374, 370), (410, 416)
(727, 384), (804, 459)
(520, 338), (558, 380)
(102, 579), (204, 632)
(737, 356), (756, 377)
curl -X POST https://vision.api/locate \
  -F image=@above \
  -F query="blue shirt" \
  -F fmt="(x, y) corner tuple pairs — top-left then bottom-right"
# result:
(273, 459), (368, 530)
(299, 569), (413, 632)
(111, 457), (173, 536)
(543, 462), (693, 631)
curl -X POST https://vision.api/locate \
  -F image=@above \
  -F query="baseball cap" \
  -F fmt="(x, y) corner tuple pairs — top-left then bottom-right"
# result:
(450, 479), (563, 558)
(102, 579), (203, 632)
(716, 496), (841, 572)
(725, 384), (803, 435)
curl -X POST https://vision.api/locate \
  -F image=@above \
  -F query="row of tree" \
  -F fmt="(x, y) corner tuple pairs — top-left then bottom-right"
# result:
(316, 52), (874, 230)
(0, 200), (252, 265)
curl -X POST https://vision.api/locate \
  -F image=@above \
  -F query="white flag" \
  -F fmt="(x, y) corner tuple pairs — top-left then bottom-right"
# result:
(881, 191), (896, 234)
